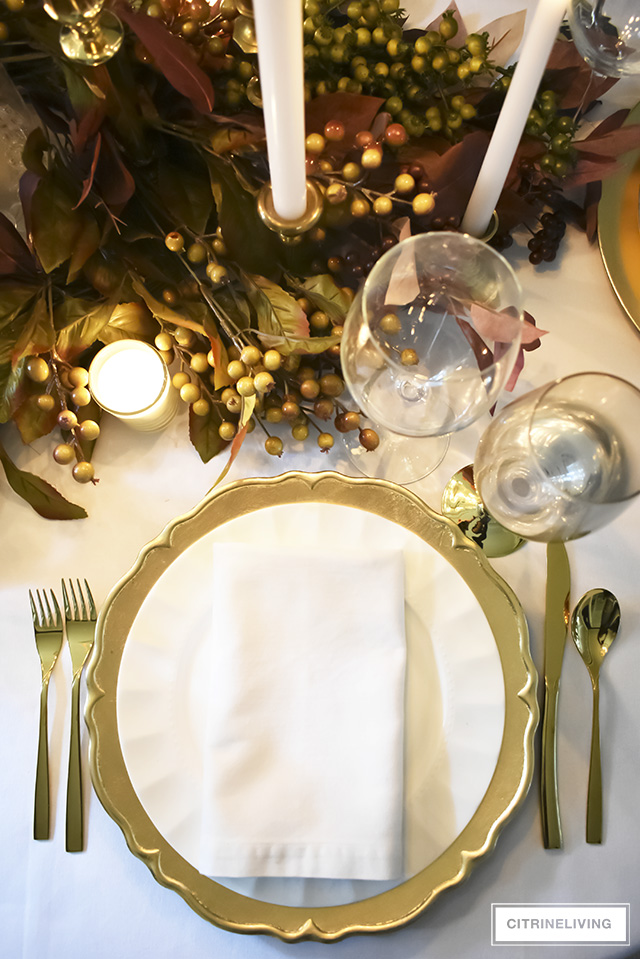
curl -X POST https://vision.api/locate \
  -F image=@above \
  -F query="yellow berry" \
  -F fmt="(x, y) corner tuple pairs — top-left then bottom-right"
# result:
(155, 332), (173, 352)
(78, 419), (100, 441)
(373, 195), (393, 215)
(190, 352), (209, 373)
(25, 356), (49, 383)
(401, 348), (419, 366)
(164, 231), (184, 253)
(306, 133), (325, 154)
(394, 173), (415, 194)
(240, 345), (262, 366)
(57, 409), (78, 430)
(342, 162), (361, 182)
(318, 432), (334, 450)
(53, 443), (75, 465)
(227, 360), (247, 380)
(361, 147), (382, 169)
(37, 394), (55, 412)
(206, 263), (228, 284)
(253, 371), (275, 394)
(186, 242), (207, 263)
(68, 366), (89, 388)
(71, 387), (91, 407)
(218, 421), (237, 441)
(265, 435), (283, 456)
(172, 371), (191, 389)
(179, 382), (201, 404)
(174, 327), (195, 348)
(236, 375), (256, 397)
(380, 312), (401, 334)
(263, 349), (282, 371)
(192, 398), (210, 416)
(72, 461), (95, 484)
(412, 192), (436, 215)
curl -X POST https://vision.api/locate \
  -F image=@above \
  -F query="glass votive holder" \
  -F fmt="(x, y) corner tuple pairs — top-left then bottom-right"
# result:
(88, 340), (178, 432)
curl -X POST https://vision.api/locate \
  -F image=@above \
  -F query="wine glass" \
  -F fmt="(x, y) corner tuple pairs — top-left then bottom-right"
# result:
(473, 372), (640, 542)
(568, 0), (640, 77)
(43, 0), (123, 66)
(339, 231), (525, 484)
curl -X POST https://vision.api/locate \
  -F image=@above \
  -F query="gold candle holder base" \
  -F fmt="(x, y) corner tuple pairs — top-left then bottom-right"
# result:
(478, 211), (499, 243)
(257, 180), (324, 244)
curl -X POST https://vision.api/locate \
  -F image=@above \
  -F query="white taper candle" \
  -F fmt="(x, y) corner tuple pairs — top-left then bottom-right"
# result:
(253, 0), (308, 221)
(461, 0), (567, 238)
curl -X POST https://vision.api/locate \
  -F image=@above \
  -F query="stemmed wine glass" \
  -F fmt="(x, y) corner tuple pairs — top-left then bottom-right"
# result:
(339, 231), (525, 484)
(568, 0), (640, 77)
(473, 372), (640, 542)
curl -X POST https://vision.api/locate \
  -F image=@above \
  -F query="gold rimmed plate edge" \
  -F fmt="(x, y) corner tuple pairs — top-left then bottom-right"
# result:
(85, 470), (538, 943)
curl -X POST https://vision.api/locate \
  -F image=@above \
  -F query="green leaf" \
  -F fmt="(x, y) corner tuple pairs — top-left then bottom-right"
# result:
(13, 391), (59, 445)
(131, 277), (206, 333)
(207, 158), (278, 275)
(11, 295), (55, 366)
(208, 125), (261, 156)
(99, 301), (159, 344)
(31, 172), (100, 275)
(0, 284), (40, 332)
(0, 440), (87, 520)
(247, 274), (310, 339)
(0, 359), (26, 423)
(54, 297), (115, 360)
(157, 157), (213, 234)
(291, 274), (352, 321)
(256, 331), (340, 356)
(188, 402), (225, 463)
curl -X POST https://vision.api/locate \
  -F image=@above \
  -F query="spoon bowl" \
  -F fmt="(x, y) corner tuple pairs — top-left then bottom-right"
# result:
(570, 587), (621, 843)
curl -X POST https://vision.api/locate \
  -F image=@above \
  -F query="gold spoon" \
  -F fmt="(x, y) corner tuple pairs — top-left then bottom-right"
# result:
(570, 588), (621, 844)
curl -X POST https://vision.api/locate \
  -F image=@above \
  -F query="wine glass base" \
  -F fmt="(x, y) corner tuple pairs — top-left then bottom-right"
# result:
(441, 464), (526, 557)
(59, 11), (123, 65)
(342, 421), (450, 485)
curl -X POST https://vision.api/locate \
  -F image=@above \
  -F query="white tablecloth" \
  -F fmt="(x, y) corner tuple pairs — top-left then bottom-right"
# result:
(2, 2), (640, 955)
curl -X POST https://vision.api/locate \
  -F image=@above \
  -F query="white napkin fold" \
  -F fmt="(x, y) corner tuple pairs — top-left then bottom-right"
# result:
(198, 541), (407, 880)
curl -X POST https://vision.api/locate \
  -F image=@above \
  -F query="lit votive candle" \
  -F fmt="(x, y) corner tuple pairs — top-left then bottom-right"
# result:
(88, 340), (178, 432)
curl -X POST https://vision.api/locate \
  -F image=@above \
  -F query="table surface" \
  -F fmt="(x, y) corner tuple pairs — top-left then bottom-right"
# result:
(2, 3), (640, 957)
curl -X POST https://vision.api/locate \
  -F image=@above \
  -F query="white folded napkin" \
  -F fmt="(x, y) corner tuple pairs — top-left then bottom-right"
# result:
(198, 541), (407, 880)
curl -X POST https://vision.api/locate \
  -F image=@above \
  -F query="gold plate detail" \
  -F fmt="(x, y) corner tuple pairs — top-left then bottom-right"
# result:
(86, 471), (537, 942)
(598, 101), (640, 334)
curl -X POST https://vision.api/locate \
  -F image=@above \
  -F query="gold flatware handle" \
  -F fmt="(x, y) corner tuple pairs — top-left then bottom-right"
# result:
(587, 678), (603, 844)
(540, 682), (563, 849)
(66, 676), (84, 852)
(34, 680), (51, 840)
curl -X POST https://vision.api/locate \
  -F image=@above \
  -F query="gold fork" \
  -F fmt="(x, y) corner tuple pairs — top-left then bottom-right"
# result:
(61, 578), (97, 853)
(30, 588), (64, 841)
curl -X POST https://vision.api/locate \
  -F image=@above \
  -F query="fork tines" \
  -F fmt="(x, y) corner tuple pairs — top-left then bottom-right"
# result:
(29, 588), (62, 629)
(61, 579), (97, 622)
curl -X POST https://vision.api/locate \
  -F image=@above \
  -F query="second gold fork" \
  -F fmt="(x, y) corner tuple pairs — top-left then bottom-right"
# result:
(62, 578), (97, 853)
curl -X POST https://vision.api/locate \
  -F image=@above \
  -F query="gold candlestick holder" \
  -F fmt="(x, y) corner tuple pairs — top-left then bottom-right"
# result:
(257, 179), (324, 244)
(43, 0), (123, 66)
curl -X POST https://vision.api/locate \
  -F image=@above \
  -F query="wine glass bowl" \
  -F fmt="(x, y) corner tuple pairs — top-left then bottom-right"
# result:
(340, 232), (525, 481)
(568, 0), (640, 77)
(474, 372), (640, 542)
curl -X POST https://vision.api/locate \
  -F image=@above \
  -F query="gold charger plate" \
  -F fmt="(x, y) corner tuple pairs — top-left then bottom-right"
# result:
(86, 471), (538, 943)
(598, 101), (640, 332)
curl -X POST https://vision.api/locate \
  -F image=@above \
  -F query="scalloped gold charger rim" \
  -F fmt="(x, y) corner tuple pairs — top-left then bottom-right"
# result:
(86, 470), (538, 943)
(598, 101), (640, 334)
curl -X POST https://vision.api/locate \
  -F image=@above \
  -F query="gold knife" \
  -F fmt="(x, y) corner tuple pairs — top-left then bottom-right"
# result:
(540, 540), (571, 849)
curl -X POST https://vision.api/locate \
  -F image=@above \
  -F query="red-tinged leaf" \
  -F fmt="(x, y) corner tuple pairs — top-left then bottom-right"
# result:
(208, 400), (254, 487)
(585, 181), (602, 243)
(580, 108), (628, 139)
(95, 132), (136, 210)
(0, 212), (37, 277)
(545, 38), (616, 109)
(70, 103), (107, 155)
(522, 311), (546, 352)
(565, 156), (622, 188)
(74, 133), (102, 210)
(205, 332), (232, 390)
(470, 304), (548, 344)
(456, 316), (494, 373)
(574, 123), (640, 157)
(408, 131), (490, 221)
(0, 440), (87, 520)
(115, 4), (214, 114)
(482, 9), (527, 67)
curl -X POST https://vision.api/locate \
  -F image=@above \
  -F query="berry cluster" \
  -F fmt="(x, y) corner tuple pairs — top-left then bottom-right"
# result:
(527, 211), (567, 265)
(23, 356), (101, 484)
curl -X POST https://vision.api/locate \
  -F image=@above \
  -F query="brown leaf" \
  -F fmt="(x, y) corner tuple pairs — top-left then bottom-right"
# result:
(0, 440), (87, 520)
(482, 9), (527, 67)
(115, 3), (215, 114)
(574, 121), (640, 158)
(74, 133), (102, 210)
(95, 132), (136, 210)
(305, 92), (385, 153)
